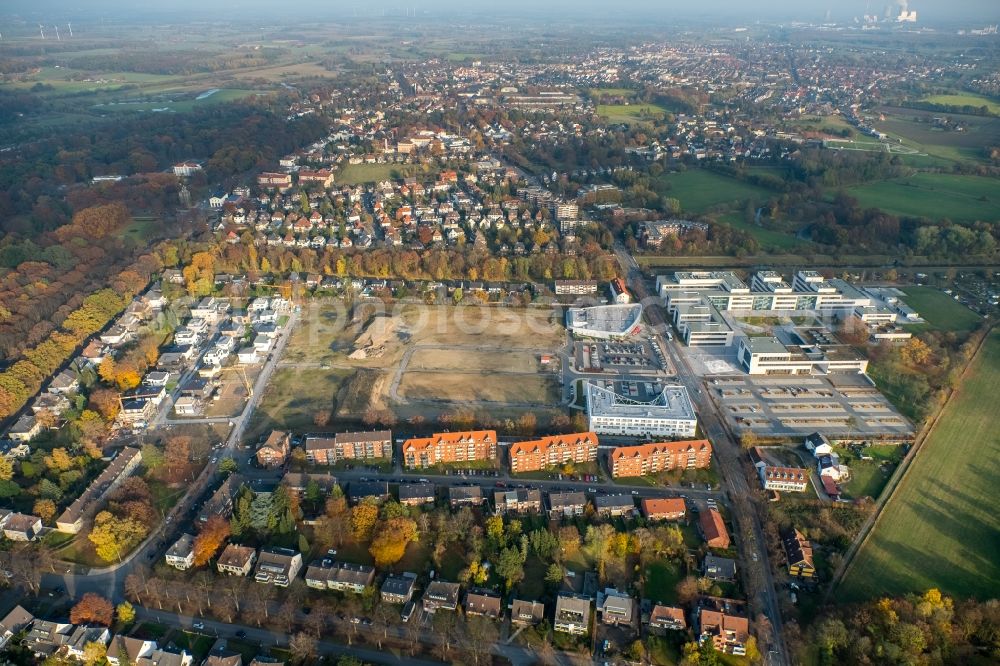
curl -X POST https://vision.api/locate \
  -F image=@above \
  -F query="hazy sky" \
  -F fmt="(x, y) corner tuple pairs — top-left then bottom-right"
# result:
(3, 0), (999, 23)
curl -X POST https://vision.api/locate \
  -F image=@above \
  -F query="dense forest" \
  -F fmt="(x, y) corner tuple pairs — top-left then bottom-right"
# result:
(0, 99), (326, 227)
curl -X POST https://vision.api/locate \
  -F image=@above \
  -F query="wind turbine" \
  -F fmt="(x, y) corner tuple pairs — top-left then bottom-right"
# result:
(38, 23), (45, 39)
(68, 23), (73, 37)
(54, 25), (61, 41)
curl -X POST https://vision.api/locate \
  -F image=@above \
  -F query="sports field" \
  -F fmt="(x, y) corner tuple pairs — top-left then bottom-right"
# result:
(901, 286), (983, 333)
(597, 103), (667, 124)
(840, 328), (1000, 601)
(654, 169), (773, 213)
(335, 162), (421, 185)
(847, 173), (1000, 222)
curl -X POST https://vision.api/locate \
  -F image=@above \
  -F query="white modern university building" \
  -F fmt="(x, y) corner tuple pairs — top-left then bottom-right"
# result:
(585, 382), (697, 438)
(658, 270), (873, 346)
(566, 304), (644, 339)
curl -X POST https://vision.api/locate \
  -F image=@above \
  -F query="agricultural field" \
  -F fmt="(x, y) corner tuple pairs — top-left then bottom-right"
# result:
(901, 286), (983, 333)
(873, 106), (1000, 164)
(840, 329), (1000, 601)
(596, 103), (668, 124)
(921, 93), (1000, 115)
(653, 169), (773, 214)
(846, 173), (1000, 223)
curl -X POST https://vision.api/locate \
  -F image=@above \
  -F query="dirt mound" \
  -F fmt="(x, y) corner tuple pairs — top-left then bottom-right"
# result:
(348, 315), (397, 359)
(336, 368), (388, 418)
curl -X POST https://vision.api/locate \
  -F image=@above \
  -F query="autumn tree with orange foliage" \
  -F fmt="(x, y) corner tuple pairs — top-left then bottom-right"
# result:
(89, 388), (121, 422)
(70, 593), (114, 626)
(369, 517), (418, 567)
(164, 436), (191, 483)
(193, 515), (231, 566)
(55, 202), (131, 242)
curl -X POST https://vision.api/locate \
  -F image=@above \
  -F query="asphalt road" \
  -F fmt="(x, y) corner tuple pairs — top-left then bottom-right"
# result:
(614, 244), (789, 666)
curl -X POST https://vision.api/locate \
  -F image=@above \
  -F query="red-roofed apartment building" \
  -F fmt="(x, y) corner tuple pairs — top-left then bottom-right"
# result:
(403, 431), (497, 469)
(509, 432), (598, 473)
(609, 440), (712, 478)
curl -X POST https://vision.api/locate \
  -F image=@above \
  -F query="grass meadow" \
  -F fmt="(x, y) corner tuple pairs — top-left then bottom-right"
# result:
(840, 328), (1000, 601)
(901, 286), (983, 333)
(846, 173), (1000, 222)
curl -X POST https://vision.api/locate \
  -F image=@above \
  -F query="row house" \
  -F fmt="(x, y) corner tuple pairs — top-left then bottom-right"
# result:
(56, 447), (142, 533)
(448, 485), (483, 508)
(306, 561), (375, 594)
(547, 491), (587, 519)
(398, 483), (436, 506)
(494, 488), (542, 515)
(594, 494), (635, 517)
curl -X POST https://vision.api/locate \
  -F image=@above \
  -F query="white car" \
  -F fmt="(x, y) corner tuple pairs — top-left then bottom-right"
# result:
(193, 621), (205, 630)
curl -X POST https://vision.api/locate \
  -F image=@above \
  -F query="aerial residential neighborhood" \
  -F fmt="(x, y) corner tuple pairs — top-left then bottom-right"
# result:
(0, 2), (997, 666)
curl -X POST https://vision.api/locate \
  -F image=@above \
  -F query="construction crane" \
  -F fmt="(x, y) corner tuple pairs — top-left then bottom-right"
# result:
(235, 365), (253, 398)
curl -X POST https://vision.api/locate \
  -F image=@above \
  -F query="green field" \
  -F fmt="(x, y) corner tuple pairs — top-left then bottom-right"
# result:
(643, 560), (684, 605)
(654, 170), (773, 214)
(335, 162), (421, 185)
(874, 106), (1000, 165)
(847, 173), (1000, 222)
(589, 87), (636, 98)
(840, 328), (1000, 601)
(717, 213), (804, 251)
(596, 103), (667, 124)
(901, 286), (983, 333)
(922, 93), (1000, 115)
(790, 114), (856, 137)
(94, 88), (262, 114)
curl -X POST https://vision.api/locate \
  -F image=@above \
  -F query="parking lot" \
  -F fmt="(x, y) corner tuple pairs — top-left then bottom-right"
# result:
(573, 338), (670, 375)
(709, 374), (914, 440)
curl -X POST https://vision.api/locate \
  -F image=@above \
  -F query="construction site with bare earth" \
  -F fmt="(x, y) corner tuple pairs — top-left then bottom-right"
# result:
(249, 302), (568, 435)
